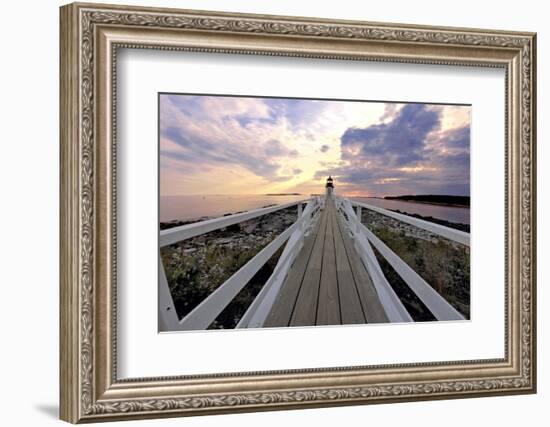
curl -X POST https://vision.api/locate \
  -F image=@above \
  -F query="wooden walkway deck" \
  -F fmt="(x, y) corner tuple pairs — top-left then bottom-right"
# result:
(264, 198), (389, 327)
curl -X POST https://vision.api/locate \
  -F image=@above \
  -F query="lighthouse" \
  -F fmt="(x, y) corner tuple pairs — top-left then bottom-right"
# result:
(325, 175), (334, 197)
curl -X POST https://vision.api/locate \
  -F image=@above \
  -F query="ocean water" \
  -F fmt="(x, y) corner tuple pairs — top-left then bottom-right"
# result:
(351, 197), (470, 224)
(160, 194), (470, 224)
(160, 194), (306, 222)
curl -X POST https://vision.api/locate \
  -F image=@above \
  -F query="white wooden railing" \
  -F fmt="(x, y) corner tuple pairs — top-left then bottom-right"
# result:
(159, 197), (322, 331)
(160, 194), (469, 331)
(335, 197), (467, 322)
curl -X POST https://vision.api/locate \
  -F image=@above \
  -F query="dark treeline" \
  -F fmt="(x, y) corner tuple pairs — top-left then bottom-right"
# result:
(384, 195), (470, 207)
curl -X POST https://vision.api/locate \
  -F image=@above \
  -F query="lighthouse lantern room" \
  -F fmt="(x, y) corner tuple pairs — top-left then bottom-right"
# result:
(325, 176), (334, 197)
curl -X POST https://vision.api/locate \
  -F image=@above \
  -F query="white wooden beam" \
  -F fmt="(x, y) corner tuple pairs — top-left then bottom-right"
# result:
(350, 200), (470, 246)
(177, 219), (302, 330)
(340, 203), (412, 323)
(160, 199), (310, 247)
(361, 223), (465, 321)
(158, 253), (180, 332)
(237, 200), (319, 328)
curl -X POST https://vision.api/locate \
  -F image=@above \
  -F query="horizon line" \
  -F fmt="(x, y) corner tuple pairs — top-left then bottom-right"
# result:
(160, 193), (471, 198)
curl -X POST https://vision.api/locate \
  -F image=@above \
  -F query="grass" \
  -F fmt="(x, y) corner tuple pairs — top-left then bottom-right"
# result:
(364, 212), (471, 319)
(161, 238), (280, 328)
(160, 206), (470, 328)
(160, 208), (295, 329)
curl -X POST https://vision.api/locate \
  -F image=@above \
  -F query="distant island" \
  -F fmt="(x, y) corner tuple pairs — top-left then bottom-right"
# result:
(384, 195), (470, 207)
(265, 193), (301, 196)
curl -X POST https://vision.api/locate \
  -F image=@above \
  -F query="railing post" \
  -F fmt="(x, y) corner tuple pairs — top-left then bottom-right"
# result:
(356, 205), (362, 222)
(297, 202), (303, 219)
(158, 253), (180, 332)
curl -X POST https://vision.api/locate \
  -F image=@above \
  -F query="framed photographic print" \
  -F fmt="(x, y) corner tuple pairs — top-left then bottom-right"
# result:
(59, 2), (537, 423)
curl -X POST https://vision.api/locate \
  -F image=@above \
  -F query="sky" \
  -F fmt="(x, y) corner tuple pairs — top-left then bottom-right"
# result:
(159, 94), (470, 197)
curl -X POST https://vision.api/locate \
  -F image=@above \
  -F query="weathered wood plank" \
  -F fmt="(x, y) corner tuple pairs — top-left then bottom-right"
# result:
(263, 219), (321, 327)
(316, 201), (341, 325)
(333, 209), (367, 325)
(336, 214), (389, 323)
(267, 197), (389, 327)
(290, 203), (329, 326)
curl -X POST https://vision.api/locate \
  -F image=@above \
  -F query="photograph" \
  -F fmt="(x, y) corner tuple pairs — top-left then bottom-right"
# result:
(158, 94), (471, 331)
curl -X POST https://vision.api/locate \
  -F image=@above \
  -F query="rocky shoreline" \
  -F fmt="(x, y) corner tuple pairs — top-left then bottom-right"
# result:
(384, 194), (470, 207)
(160, 205), (470, 328)
(361, 209), (470, 319)
(160, 206), (301, 329)
(391, 209), (470, 233)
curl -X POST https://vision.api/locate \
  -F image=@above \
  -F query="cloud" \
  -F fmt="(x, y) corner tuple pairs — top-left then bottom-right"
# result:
(341, 104), (440, 167)
(264, 139), (288, 157)
(162, 125), (282, 178)
(431, 125), (470, 152)
(317, 104), (470, 196)
(160, 95), (306, 182)
(160, 94), (470, 197)
(273, 175), (293, 182)
(379, 103), (401, 122)
(262, 98), (328, 130)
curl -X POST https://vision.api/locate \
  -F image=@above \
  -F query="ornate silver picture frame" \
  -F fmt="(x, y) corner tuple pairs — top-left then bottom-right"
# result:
(60, 2), (536, 423)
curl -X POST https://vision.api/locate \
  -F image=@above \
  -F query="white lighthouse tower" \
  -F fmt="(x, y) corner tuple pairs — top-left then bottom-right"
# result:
(325, 176), (334, 197)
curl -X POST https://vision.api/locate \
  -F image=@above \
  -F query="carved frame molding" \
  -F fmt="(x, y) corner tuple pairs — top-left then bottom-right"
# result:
(60, 2), (536, 423)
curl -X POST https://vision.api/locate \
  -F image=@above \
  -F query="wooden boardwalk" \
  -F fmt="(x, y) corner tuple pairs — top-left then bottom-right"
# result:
(264, 198), (388, 327)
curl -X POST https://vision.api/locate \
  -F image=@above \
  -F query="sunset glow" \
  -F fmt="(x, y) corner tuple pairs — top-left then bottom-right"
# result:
(160, 94), (470, 197)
